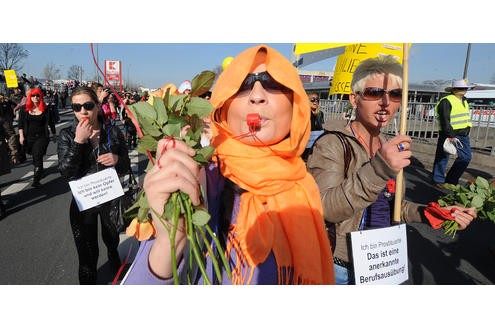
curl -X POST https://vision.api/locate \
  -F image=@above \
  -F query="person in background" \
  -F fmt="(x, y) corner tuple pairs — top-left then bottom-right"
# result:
(198, 90), (213, 146)
(101, 92), (118, 126)
(121, 107), (137, 149)
(199, 90), (211, 100)
(308, 92), (324, 131)
(0, 94), (16, 127)
(52, 89), (60, 122)
(9, 87), (24, 108)
(91, 83), (110, 105)
(57, 86), (130, 284)
(0, 115), (19, 219)
(140, 91), (149, 102)
(13, 88), (29, 121)
(132, 90), (140, 103)
(178, 80), (192, 95)
(60, 88), (68, 110)
(124, 44), (334, 285)
(0, 94), (19, 163)
(307, 57), (476, 284)
(18, 88), (56, 188)
(302, 92), (325, 161)
(432, 79), (474, 188)
(44, 89), (60, 124)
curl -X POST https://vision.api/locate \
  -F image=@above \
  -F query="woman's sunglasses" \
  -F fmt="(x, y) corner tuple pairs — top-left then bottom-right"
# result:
(356, 87), (402, 102)
(310, 97), (319, 103)
(238, 71), (291, 93)
(31, 94), (41, 98)
(72, 102), (96, 112)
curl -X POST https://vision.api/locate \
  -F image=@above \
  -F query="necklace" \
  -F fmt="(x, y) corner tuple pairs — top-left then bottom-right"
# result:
(349, 122), (381, 158)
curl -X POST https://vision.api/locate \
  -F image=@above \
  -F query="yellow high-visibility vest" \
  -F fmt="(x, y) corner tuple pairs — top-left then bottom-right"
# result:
(435, 94), (472, 131)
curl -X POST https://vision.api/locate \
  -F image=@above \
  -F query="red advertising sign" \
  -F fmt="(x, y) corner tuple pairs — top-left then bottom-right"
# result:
(104, 60), (122, 92)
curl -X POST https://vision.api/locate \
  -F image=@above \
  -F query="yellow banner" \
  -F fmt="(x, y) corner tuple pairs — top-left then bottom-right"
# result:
(293, 43), (350, 55)
(4, 70), (18, 88)
(330, 43), (407, 95)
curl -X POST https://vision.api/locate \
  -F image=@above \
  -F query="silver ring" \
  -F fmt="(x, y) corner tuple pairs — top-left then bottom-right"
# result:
(397, 143), (405, 152)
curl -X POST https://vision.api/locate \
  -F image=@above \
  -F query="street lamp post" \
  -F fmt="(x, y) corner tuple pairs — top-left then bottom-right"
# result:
(127, 63), (131, 89)
(463, 43), (471, 80)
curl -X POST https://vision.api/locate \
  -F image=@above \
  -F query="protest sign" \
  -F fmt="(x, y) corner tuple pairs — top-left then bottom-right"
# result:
(69, 168), (124, 211)
(351, 224), (408, 285)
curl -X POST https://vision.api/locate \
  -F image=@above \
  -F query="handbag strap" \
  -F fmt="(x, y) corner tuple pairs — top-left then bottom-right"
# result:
(310, 130), (352, 179)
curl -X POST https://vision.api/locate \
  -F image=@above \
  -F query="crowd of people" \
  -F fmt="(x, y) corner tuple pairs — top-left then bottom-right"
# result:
(0, 44), (480, 285)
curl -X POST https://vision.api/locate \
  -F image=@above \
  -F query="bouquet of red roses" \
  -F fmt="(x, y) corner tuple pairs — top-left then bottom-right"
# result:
(123, 71), (231, 284)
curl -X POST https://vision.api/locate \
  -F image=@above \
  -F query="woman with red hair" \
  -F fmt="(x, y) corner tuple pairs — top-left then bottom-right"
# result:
(18, 88), (56, 188)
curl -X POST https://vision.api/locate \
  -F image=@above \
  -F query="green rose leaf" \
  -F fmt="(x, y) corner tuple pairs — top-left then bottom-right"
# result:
(187, 97), (214, 119)
(153, 97), (168, 126)
(163, 123), (182, 138)
(168, 113), (189, 126)
(168, 95), (186, 113)
(130, 100), (156, 121)
(195, 146), (215, 161)
(190, 71), (215, 97)
(137, 135), (158, 154)
(163, 198), (175, 221)
(192, 208), (211, 226)
(471, 195), (484, 208)
(136, 111), (162, 137)
(459, 192), (469, 205)
(476, 176), (490, 190)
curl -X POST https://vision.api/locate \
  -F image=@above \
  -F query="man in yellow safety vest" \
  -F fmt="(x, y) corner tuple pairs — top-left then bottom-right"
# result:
(432, 79), (474, 188)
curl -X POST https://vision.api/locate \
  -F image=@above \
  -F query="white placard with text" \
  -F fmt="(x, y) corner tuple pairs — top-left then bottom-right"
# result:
(69, 168), (124, 211)
(350, 224), (408, 285)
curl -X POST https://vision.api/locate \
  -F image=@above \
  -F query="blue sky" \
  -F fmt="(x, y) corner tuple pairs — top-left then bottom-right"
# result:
(7, 0), (495, 90)
(18, 43), (495, 89)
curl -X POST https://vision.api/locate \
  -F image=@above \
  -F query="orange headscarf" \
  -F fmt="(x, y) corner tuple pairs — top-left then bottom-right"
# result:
(210, 45), (334, 284)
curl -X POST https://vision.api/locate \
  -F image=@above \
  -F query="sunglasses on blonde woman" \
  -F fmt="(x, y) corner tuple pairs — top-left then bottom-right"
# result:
(356, 87), (402, 102)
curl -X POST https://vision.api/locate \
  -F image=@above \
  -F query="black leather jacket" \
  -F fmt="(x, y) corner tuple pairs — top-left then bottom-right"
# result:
(57, 118), (130, 181)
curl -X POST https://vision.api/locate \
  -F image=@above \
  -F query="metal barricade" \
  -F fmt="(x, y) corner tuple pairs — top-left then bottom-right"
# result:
(320, 99), (495, 156)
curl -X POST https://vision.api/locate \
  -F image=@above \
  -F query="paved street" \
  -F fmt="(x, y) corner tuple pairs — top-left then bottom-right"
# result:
(0, 110), (494, 284)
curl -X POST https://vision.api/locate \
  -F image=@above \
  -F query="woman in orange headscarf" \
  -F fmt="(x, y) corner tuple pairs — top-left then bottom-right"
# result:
(124, 45), (334, 284)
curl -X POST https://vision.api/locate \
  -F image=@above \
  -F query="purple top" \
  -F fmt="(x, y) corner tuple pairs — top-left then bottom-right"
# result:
(123, 163), (281, 285)
(362, 182), (395, 230)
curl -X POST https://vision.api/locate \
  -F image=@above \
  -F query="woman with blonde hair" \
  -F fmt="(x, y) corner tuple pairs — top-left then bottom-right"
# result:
(307, 56), (476, 284)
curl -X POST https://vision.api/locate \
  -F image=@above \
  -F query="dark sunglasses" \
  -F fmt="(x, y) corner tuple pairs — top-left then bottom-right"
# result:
(72, 101), (96, 112)
(310, 97), (319, 103)
(31, 94), (41, 98)
(238, 71), (291, 93)
(356, 87), (402, 102)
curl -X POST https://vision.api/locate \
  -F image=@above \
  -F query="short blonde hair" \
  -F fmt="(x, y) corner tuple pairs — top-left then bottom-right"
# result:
(351, 56), (403, 93)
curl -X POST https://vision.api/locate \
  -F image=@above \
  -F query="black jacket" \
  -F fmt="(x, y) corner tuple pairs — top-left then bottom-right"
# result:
(18, 105), (56, 138)
(57, 118), (130, 181)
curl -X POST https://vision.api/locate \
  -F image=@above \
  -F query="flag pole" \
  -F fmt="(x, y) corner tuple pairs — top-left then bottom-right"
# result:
(393, 43), (409, 222)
